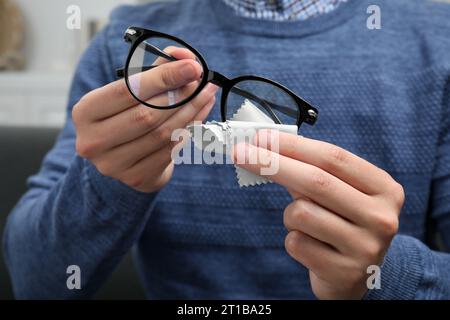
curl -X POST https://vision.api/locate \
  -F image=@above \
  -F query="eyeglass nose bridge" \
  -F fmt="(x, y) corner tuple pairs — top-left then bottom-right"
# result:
(206, 71), (284, 124)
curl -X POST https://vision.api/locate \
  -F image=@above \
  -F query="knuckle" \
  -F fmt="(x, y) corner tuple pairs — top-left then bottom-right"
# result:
(310, 170), (331, 190)
(161, 67), (178, 87)
(382, 174), (405, 208)
(291, 201), (310, 223)
(95, 161), (114, 177)
(123, 174), (144, 190)
(154, 126), (173, 141)
(284, 229), (322, 273)
(76, 138), (100, 158)
(328, 145), (348, 166)
(77, 91), (91, 107)
(390, 181), (405, 207)
(71, 103), (83, 125)
(375, 214), (399, 237)
(72, 95), (91, 124)
(133, 107), (157, 128)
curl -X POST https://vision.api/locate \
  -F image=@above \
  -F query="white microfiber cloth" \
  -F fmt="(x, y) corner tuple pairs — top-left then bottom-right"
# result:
(187, 99), (298, 187)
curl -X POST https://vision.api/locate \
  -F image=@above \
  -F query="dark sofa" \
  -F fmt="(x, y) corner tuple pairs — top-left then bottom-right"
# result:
(0, 126), (145, 299)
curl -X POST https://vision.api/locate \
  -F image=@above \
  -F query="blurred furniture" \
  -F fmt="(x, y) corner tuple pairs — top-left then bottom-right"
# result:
(0, 126), (146, 299)
(0, 0), (25, 70)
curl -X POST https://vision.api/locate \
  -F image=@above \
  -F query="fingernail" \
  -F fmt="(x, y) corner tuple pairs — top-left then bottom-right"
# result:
(199, 96), (216, 112)
(205, 83), (218, 94)
(180, 62), (197, 80)
(209, 84), (219, 94)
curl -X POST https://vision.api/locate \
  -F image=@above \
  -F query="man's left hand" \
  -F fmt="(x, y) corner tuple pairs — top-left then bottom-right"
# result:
(233, 130), (405, 299)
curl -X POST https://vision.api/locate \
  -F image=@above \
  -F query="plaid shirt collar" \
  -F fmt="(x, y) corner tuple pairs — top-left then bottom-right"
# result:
(222, 0), (348, 21)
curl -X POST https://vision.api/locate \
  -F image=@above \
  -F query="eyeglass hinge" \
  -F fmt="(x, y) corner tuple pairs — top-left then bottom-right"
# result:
(124, 28), (138, 42)
(306, 109), (318, 125)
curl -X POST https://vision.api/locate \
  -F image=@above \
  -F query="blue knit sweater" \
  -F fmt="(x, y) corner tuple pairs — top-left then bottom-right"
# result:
(3, 0), (450, 299)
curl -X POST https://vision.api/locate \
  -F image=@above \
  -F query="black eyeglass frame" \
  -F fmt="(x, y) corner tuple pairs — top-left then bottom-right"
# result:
(116, 27), (318, 127)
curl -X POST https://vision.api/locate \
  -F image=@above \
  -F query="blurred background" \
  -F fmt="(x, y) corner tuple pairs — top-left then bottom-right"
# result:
(3, 0), (449, 301)
(0, 0), (162, 300)
(0, 0), (152, 127)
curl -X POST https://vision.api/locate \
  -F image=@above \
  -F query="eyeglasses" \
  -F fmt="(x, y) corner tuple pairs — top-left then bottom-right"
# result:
(116, 27), (318, 127)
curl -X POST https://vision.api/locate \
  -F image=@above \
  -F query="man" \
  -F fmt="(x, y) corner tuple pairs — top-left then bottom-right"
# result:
(3, 0), (450, 299)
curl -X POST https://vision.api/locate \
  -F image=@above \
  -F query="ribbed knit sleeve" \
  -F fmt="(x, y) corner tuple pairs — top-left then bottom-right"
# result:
(2, 25), (157, 298)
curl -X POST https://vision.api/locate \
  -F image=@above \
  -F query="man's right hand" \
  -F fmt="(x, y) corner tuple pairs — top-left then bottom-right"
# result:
(73, 48), (217, 193)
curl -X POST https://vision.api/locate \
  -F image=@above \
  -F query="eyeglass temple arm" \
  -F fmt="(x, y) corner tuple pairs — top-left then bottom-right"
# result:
(116, 41), (176, 78)
(142, 40), (177, 62)
(116, 66), (155, 77)
(235, 87), (283, 124)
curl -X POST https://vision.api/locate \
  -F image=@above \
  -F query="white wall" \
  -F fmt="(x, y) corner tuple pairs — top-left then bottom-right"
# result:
(14, 0), (139, 73)
(0, 0), (156, 127)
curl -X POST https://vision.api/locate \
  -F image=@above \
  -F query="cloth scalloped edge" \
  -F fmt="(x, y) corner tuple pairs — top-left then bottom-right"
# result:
(187, 99), (298, 187)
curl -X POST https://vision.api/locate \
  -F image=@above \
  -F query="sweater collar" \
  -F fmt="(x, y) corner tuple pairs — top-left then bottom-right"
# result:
(222, 0), (348, 21)
(212, 0), (362, 38)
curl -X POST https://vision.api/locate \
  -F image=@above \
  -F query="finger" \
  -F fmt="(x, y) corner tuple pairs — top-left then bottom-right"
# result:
(94, 88), (217, 170)
(79, 59), (202, 121)
(149, 47), (201, 106)
(92, 82), (213, 150)
(191, 93), (216, 122)
(233, 143), (378, 227)
(153, 46), (198, 66)
(285, 230), (346, 281)
(146, 80), (200, 108)
(98, 83), (216, 151)
(130, 59), (202, 103)
(136, 90), (216, 155)
(284, 199), (362, 255)
(255, 130), (391, 195)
